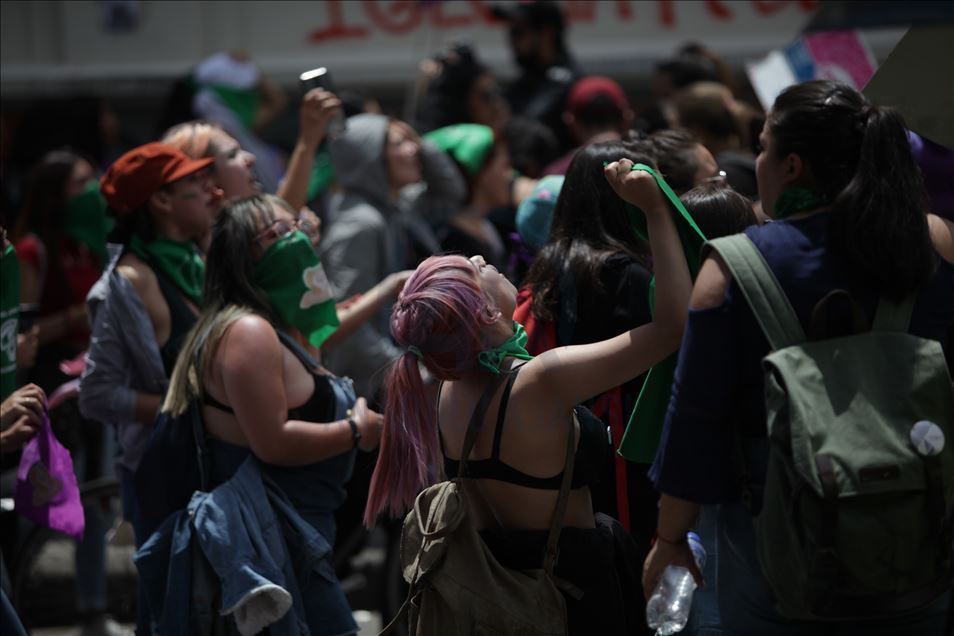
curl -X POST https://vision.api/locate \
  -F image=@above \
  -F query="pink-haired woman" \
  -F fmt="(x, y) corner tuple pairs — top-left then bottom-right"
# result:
(365, 158), (693, 634)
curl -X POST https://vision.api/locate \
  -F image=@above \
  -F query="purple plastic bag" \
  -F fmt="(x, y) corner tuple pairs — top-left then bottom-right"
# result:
(14, 413), (85, 540)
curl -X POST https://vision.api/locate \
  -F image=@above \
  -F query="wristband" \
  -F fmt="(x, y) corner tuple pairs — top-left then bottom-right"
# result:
(347, 416), (361, 450)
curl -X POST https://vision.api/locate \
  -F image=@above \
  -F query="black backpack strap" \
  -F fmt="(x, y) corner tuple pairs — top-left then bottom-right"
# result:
(457, 372), (510, 478)
(490, 366), (523, 459)
(275, 328), (321, 372)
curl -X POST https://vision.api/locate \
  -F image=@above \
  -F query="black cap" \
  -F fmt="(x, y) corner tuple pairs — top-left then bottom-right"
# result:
(491, 1), (565, 31)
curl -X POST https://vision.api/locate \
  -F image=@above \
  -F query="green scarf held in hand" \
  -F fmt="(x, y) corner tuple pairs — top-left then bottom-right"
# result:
(62, 181), (113, 266)
(478, 321), (534, 374)
(129, 234), (205, 305)
(616, 163), (709, 464)
(253, 230), (340, 349)
(0, 242), (20, 400)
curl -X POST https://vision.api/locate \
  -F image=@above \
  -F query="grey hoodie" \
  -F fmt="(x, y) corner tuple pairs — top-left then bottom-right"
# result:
(319, 114), (465, 399)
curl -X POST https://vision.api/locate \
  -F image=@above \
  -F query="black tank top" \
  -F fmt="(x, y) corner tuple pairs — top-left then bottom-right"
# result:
(202, 330), (336, 422)
(442, 365), (611, 489)
(139, 255), (199, 375)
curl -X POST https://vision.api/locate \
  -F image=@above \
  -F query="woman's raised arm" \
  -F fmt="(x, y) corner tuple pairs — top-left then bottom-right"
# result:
(526, 159), (692, 409)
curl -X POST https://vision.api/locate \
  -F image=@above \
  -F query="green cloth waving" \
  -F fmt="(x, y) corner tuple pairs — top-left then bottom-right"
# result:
(617, 163), (708, 464)
(477, 321), (534, 374)
(253, 230), (340, 349)
(129, 234), (205, 305)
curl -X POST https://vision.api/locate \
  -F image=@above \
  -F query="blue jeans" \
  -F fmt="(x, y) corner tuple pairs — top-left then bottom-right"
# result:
(717, 503), (950, 636)
(686, 504), (722, 635)
(74, 421), (116, 614)
(120, 467), (152, 635)
(0, 588), (26, 636)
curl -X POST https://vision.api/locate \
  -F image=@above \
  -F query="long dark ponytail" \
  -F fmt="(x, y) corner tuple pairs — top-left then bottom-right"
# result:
(768, 80), (934, 300)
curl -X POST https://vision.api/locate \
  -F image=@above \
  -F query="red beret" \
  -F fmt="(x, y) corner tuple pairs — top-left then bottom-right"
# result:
(100, 142), (214, 214)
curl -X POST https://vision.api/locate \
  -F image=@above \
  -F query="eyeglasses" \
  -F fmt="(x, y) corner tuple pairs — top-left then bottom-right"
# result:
(703, 170), (728, 185)
(253, 215), (320, 246)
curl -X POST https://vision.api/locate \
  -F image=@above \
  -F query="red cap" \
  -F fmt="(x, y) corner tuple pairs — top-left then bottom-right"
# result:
(566, 76), (629, 118)
(100, 142), (214, 214)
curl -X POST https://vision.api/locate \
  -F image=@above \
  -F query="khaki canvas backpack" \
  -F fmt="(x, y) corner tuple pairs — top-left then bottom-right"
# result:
(382, 371), (579, 635)
(708, 234), (954, 621)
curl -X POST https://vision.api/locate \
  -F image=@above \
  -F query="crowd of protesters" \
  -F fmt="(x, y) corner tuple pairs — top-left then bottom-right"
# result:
(1, 1), (953, 635)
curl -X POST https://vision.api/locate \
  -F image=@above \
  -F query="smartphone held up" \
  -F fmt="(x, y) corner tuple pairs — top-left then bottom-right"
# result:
(299, 67), (346, 138)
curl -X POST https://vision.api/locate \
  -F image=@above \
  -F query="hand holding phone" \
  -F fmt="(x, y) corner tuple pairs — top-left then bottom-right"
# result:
(299, 67), (345, 139)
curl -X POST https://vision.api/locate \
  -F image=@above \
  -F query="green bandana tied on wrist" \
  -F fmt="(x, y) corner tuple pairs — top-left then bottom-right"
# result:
(129, 234), (206, 305)
(616, 163), (709, 464)
(0, 243), (20, 400)
(772, 187), (827, 219)
(477, 321), (534, 374)
(253, 230), (340, 349)
(63, 181), (113, 266)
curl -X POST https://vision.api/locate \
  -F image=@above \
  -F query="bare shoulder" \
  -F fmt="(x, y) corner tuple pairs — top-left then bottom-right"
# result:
(220, 315), (282, 365)
(116, 252), (158, 298)
(927, 214), (954, 264)
(689, 254), (732, 310)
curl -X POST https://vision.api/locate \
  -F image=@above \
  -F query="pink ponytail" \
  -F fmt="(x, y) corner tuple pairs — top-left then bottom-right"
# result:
(364, 255), (496, 525)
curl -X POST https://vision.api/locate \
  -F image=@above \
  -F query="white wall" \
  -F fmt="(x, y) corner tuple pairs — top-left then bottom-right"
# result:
(2, 0), (827, 97)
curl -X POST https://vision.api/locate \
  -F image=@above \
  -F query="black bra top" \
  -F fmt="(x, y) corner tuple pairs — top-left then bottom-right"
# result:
(203, 330), (335, 423)
(441, 365), (610, 490)
(139, 254), (198, 376)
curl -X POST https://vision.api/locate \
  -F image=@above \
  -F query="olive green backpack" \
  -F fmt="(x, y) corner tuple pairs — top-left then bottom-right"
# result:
(707, 234), (954, 621)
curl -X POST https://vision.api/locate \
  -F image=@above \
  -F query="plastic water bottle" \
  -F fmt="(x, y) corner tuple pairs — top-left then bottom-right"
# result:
(646, 532), (706, 635)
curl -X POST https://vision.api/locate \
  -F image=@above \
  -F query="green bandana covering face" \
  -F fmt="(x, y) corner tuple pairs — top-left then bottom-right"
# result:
(63, 181), (113, 266)
(207, 84), (261, 131)
(129, 234), (205, 304)
(253, 230), (340, 349)
(424, 124), (495, 176)
(773, 187), (827, 219)
(1, 243), (20, 400)
(616, 163), (709, 464)
(477, 321), (534, 374)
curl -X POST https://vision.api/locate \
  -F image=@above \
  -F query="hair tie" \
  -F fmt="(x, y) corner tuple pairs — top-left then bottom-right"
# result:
(407, 345), (424, 360)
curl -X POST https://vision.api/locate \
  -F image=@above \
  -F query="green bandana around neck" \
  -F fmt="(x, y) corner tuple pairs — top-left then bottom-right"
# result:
(129, 234), (205, 304)
(253, 230), (339, 349)
(1, 243), (21, 399)
(424, 124), (494, 176)
(773, 187), (827, 219)
(477, 321), (534, 374)
(616, 163), (710, 464)
(63, 181), (113, 266)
